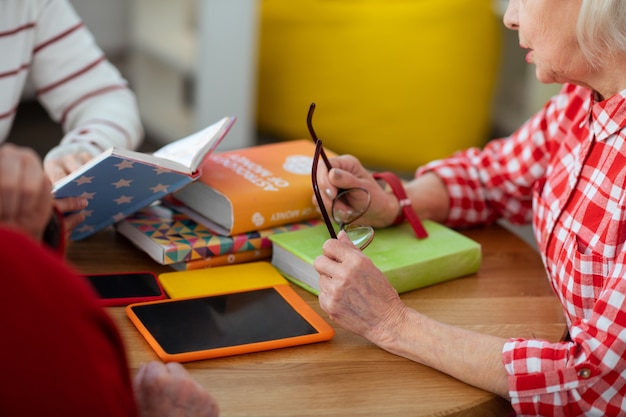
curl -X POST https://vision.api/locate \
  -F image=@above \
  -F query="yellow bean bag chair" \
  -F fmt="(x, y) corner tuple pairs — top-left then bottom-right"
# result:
(256, 0), (501, 173)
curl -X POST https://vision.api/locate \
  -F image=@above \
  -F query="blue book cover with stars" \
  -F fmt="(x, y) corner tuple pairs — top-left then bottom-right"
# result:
(52, 116), (235, 241)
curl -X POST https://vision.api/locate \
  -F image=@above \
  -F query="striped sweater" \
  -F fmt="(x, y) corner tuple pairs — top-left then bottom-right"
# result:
(0, 0), (143, 162)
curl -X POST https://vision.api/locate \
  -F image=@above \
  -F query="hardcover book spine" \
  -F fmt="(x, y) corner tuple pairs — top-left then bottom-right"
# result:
(169, 248), (273, 271)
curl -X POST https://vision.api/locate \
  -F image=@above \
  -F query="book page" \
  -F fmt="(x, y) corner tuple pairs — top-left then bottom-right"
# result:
(153, 116), (235, 172)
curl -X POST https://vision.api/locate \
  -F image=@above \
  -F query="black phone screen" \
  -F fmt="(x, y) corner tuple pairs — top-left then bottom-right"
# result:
(129, 287), (317, 354)
(85, 273), (162, 299)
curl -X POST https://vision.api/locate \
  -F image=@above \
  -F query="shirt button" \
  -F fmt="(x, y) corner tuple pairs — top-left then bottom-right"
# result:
(578, 368), (591, 379)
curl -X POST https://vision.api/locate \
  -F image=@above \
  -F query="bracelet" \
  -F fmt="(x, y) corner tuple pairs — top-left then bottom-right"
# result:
(372, 171), (428, 239)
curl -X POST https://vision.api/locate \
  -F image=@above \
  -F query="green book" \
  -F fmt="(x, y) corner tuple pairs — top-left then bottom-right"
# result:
(269, 221), (482, 295)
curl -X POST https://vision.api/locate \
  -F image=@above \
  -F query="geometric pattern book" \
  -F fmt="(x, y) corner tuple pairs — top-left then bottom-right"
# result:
(115, 204), (322, 265)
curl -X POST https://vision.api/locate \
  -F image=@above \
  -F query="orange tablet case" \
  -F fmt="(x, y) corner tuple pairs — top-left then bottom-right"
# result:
(126, 284), (334, 362)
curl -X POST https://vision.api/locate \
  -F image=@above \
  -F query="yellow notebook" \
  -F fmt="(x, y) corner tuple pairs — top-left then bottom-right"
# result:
(159, 261), (288, 298)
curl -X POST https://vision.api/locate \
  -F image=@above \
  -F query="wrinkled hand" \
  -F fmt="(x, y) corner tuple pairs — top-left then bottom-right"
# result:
(44, 151), (92, 183)
(314, 232), (407, 345)
(312, 154), (398, 228)
(134, 361), (219, 417)
(0, 144), (54, 241)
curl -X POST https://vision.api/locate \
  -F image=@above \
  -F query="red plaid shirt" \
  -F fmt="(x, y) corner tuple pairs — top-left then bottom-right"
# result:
(419, 83), (626, 416)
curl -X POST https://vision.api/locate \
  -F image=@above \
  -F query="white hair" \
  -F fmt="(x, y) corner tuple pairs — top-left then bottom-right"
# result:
(577, 0), (626, 66)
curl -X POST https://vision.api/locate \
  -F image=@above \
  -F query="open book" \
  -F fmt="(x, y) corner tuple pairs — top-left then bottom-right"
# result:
(53, 116), (235, 240)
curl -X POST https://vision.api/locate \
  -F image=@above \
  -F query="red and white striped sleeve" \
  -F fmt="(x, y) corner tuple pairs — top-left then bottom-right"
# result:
(1, 0), (143, 161)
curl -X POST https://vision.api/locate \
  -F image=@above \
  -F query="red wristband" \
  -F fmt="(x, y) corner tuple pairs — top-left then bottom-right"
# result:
(372, 172), (428, 239)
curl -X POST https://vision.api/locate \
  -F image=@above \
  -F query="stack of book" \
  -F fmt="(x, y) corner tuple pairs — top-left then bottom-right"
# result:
(52, 111), (327, 270)
(56, 118), (483, 287)
(115, 203), (320, 270)
(114, 139), (326, 270)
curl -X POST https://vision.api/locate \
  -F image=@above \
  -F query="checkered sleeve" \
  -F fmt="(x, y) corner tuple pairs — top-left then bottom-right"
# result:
(416, 89), (562, 229)
(416, 84), (626, 414)
(503, 261), (626, 415)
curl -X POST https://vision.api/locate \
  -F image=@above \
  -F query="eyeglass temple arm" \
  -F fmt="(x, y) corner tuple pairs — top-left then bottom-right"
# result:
(312, 141), (338, 239)
(307, 103), (333, 171)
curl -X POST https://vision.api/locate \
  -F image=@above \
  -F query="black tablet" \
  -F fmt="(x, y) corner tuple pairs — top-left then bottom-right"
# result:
(126, 285), (334, 362)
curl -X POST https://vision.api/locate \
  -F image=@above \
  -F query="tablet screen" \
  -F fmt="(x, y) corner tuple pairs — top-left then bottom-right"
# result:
(127, 286), (333, 360)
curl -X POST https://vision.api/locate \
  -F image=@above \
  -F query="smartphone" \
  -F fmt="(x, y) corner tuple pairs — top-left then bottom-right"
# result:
(84, 272), (166, 307)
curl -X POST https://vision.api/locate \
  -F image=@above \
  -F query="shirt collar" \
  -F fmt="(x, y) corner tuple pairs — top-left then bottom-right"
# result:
(590, 88), (626, 142)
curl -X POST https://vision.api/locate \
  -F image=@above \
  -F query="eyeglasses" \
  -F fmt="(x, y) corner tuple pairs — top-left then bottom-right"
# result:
(308, 103), (375, 250)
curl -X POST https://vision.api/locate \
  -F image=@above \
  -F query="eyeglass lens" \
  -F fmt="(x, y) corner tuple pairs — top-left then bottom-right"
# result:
(331, 188), (370, 227)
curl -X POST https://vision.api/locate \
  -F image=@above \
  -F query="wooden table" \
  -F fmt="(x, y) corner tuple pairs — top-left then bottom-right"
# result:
(67, 224), (566, 417)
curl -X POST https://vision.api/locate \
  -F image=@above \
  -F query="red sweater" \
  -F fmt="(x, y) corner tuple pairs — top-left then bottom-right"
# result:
(0, 227), (138, 416)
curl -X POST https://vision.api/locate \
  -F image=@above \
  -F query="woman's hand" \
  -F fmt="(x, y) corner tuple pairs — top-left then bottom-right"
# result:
(134, 361), (220, 417)
(313, 154), (400, 228)
(313, 153), (451, 226)
(314, 231), (408, 345)
(0, 144), (54, 241)
(44, 151), (93, 183)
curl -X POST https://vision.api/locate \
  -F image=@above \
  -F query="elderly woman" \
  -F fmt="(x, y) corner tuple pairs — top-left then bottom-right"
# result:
(313, 0), (626, 415)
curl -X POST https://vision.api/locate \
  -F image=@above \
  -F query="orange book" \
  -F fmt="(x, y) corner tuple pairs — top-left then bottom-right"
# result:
(169, 248), (272, 271)
(173, 140), (326, 236)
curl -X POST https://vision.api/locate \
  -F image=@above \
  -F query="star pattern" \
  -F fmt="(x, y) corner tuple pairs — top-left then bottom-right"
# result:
(113, 178), (132, 188)
(51, 116), (236, 241)
(74, 175), (94, 185)
(114, 195), (133, 204)
(115, 160), (134, 170)
(52, 155), (196, 240)
(150, 184), (169, 193)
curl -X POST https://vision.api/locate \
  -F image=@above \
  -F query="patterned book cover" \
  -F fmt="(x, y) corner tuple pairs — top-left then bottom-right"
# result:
(52, 116), (235, 241)
(115, 203), (321, 265)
